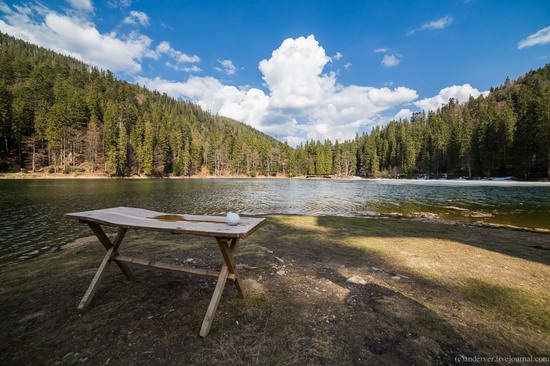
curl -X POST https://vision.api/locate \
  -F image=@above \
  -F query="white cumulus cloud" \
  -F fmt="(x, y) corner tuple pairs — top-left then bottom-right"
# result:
(259, 35), (336, 110)
(135, 76), (269, 131)
(215, 59), (237, 75)
(139, 35), (418, 144)
(392, 108), (413, 121)
(183, 65), (201, 73)
(66, 0), (93, 12)
(381, 54), (401, 67)
(156, 41), (200, 63)
(123, 11), (150, 26)
(414, 84), (486, 112)
(518, 26), (550, 49)
(0, 4), (153, 73)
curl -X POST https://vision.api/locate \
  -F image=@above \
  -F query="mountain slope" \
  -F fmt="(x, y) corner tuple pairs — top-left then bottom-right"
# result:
(0, 32), (290, 177)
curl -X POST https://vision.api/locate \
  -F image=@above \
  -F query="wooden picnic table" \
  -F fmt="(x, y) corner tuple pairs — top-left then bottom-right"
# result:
(65, 206), (265, 337)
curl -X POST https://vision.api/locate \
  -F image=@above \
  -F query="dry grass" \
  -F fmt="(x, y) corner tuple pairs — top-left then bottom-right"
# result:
(1, 215), (549, 365)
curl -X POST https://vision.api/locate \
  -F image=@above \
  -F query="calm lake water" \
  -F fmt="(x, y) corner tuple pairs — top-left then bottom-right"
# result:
(1, 178), (549, 266)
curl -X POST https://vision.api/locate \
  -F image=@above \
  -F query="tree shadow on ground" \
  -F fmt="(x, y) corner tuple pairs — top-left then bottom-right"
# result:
(260, 215), (550, 357)
(315, 267), (482, 365)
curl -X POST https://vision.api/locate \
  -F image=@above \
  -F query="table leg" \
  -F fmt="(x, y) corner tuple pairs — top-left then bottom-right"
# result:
(78, 225), (132, 309)
(199, 237), (243, 337)
(218, 238), (244, 299)
(87, 223), (134, 280)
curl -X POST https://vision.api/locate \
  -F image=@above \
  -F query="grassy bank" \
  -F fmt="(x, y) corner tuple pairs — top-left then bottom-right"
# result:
(1, 216), (549, 365)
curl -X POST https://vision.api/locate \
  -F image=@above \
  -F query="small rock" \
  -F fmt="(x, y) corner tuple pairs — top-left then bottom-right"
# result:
(276, 270), (286, 276)
(185, 258), (194, 263)
(267, 250), (274, 254)
(346, 275), (367, 285)
(274, 256), (285, 263)
(391, 276), (401, 280)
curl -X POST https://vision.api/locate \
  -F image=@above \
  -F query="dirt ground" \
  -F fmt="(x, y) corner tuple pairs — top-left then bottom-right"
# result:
(1, 215), (549, 365)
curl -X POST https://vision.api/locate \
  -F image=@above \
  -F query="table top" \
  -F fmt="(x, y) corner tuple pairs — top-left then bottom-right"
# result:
(65, 207), (265, 239)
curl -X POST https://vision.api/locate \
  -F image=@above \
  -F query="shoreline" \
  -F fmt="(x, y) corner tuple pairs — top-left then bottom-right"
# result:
(3, 213), (549, 269)
(0, 171), (548, 184)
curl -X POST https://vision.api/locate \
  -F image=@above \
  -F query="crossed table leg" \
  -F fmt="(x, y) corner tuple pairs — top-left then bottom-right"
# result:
(77, 222), (245, 337)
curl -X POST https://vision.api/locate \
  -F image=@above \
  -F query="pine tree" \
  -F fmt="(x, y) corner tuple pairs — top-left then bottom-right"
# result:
(142, 119), (154, 175)
(0, 79), (13, 152)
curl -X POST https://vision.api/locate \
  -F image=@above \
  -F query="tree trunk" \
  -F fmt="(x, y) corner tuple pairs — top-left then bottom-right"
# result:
(32, 142), (35, 172)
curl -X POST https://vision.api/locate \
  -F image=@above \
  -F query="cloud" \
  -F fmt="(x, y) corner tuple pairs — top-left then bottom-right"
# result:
(344, 62), (352, 69)
(518, 26), (550, 49)
(332, 52), (343, 61)
(66, 0), (93, 12)
(381, 54), (401, 67)
(123, 11), (150, 26)
(0, 3), (153, 73)
(154, 41), (200, 72)
(183, 65), (201, 73)
(392, 108), (413, 121)
(0, 2), (13, 14)
(258, 35), (335, 110)
(139, 35), (418, 144)
(166, 62), (201, 72)
(108, 0), (132, 7)
(156, 41), (200, 63)
(408, 16), (453, 35)
(374, 48), (388, 53)
(414, 84), (485, 112)
(136, 76), (269, 131)
(215, 59), (237, 75)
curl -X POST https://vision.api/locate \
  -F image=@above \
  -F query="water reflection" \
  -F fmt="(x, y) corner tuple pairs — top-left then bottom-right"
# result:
(0, 178), (549, 266)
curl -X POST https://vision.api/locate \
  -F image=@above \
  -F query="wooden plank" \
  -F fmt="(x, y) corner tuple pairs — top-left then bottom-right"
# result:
(87, 224), (134, 280)
(199, 264), (230, 337)
(66, 207), (265, 239)
(113, 255), (236, 281)
(78, 244), (117, 309)
(217, 238), (244, 299)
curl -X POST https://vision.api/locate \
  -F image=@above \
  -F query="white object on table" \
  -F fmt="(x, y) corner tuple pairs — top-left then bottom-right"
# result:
(225, 212), (240, 226)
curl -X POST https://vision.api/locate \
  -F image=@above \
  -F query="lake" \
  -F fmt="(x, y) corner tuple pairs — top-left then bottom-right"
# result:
(1, 178), (549, 266)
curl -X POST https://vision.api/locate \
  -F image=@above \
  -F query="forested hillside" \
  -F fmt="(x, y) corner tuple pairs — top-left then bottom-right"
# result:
(0, 32), (290, 177)
(0, 32), (549, 179)
(344, 65), (550, 179)
(291, 64), (549, 179)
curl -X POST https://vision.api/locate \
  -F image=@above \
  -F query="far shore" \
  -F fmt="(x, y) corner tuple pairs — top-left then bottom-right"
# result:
(1, 171), (548, 185)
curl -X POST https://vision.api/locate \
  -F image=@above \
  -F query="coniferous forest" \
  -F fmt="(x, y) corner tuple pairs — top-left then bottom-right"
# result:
(1, 32), (549, 179)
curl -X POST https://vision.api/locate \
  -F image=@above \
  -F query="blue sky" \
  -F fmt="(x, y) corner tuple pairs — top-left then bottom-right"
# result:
(1, 0), (549, 144)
